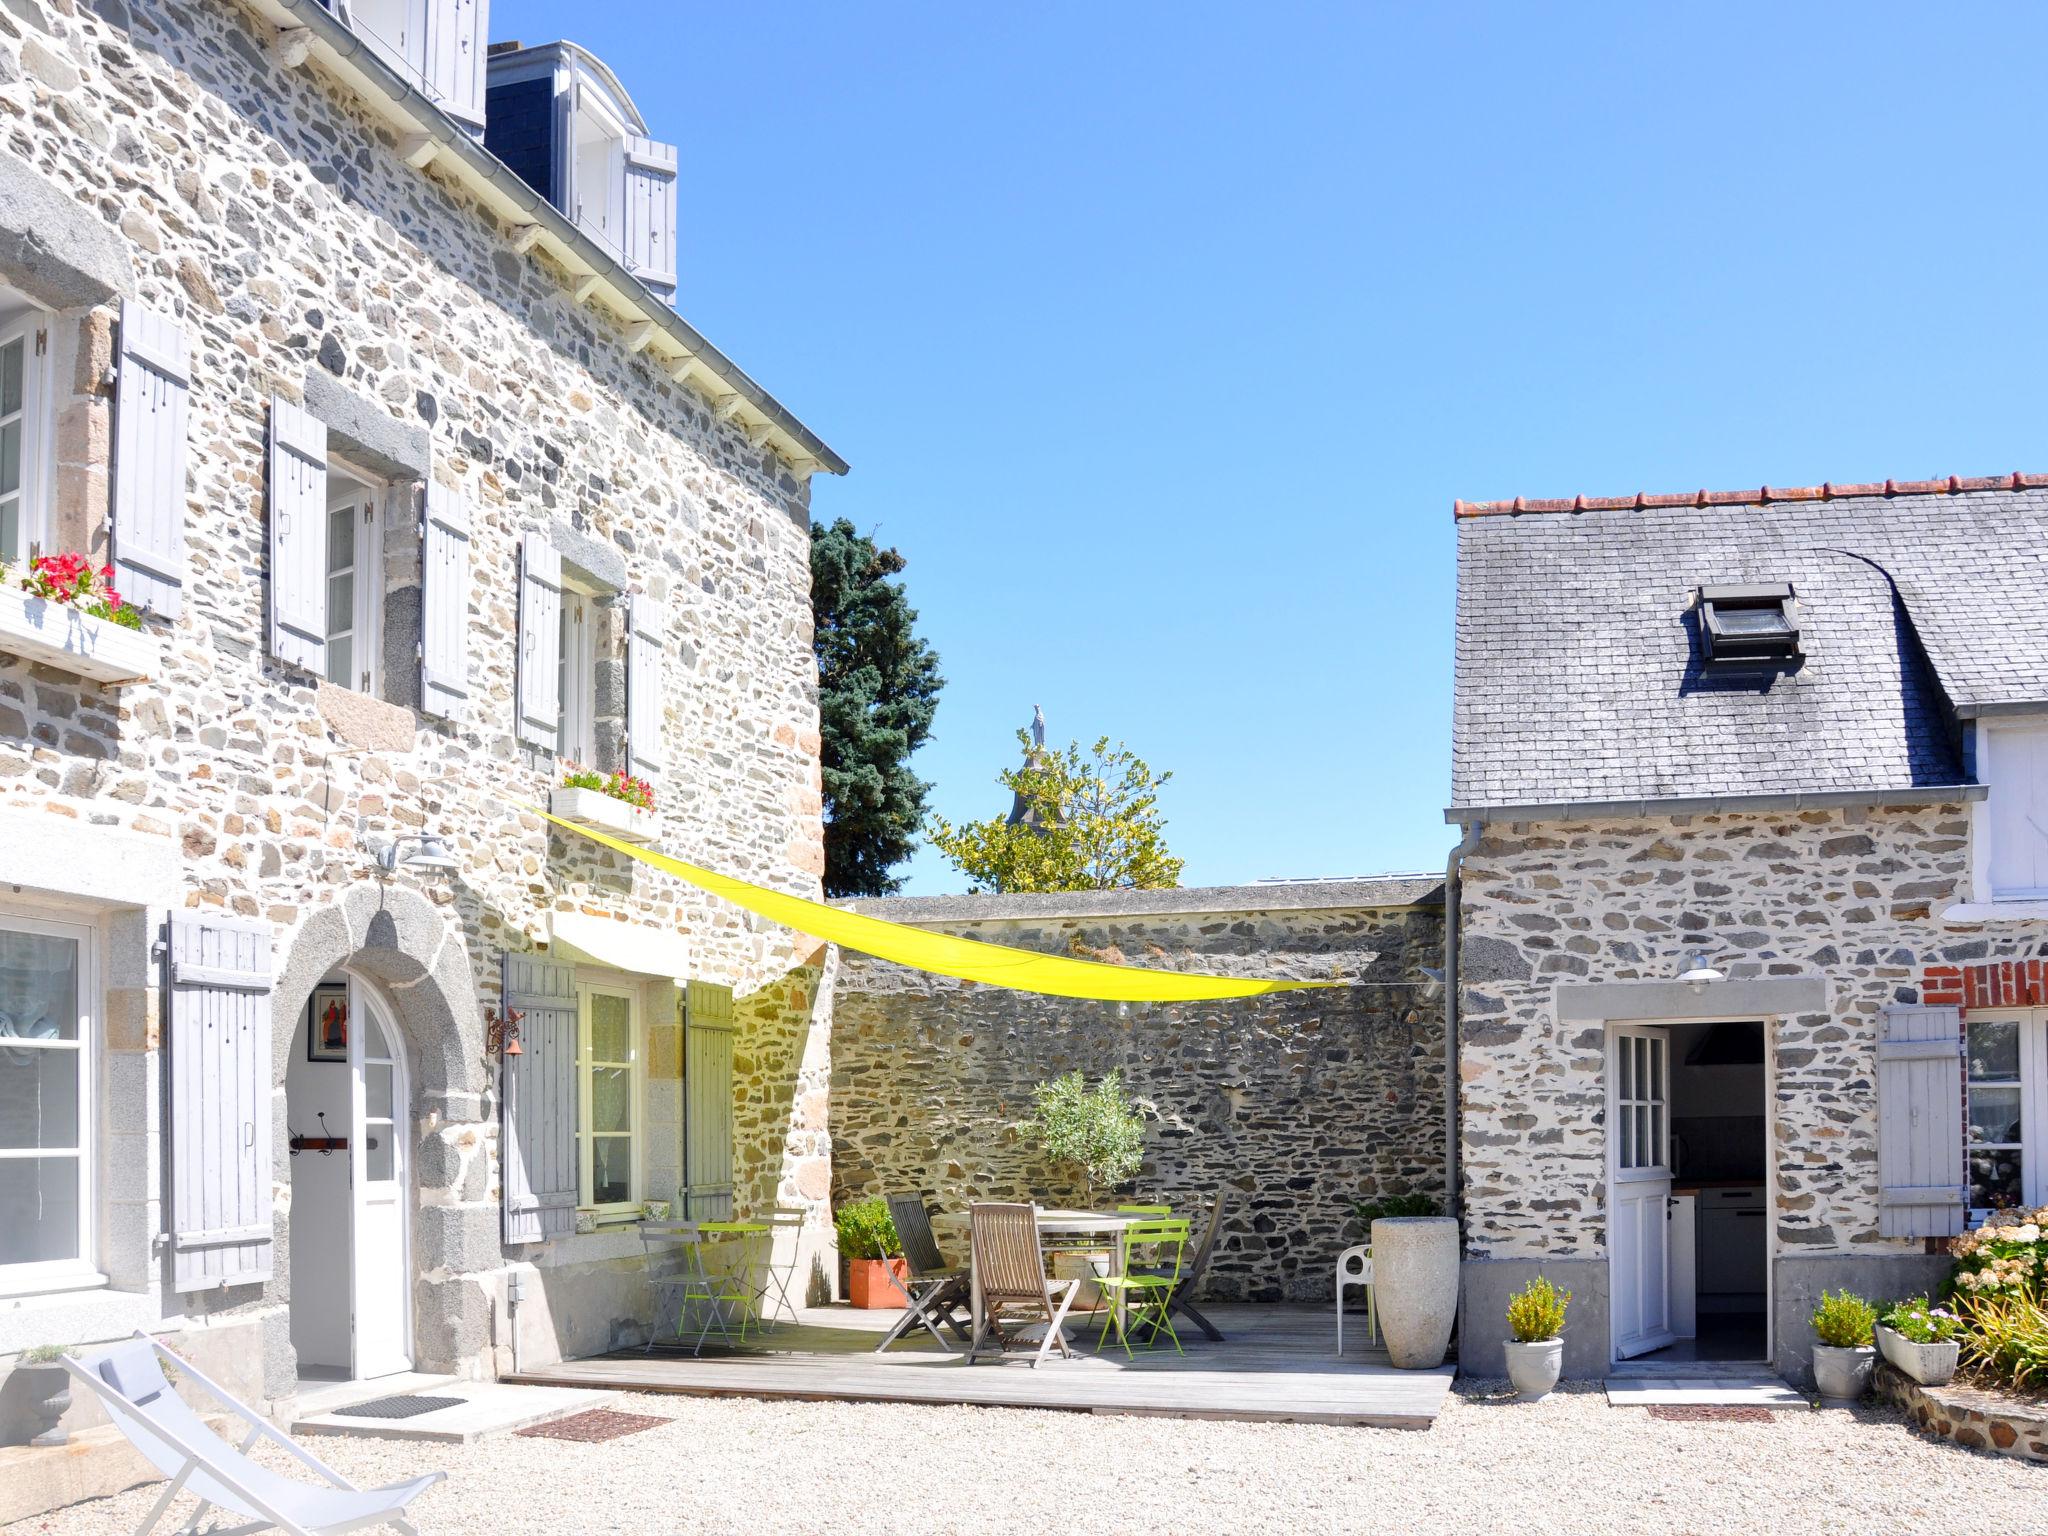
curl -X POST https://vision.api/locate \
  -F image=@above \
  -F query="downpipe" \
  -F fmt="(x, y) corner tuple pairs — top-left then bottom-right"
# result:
(1442, 821), (1481, 1219)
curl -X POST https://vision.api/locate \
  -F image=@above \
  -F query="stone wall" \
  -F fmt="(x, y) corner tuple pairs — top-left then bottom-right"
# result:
(832, 882), (1447, 1301)
(0, 0), (831, 1431)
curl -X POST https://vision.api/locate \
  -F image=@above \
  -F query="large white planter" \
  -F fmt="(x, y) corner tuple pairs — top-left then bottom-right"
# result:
(1371, 1217), (1459, 1369)
(0, 586), (157, 684)
(1812, 1342), (1876, 1402)
(1876, 1324), (1959, 1387)
(549, 786), (658, 844)
(1503, 1337), (1563, 1400)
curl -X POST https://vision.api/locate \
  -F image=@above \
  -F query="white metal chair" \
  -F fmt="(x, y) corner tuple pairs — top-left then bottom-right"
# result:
(1335, 1243), (1377, 1355)
(63, 1332), (444, 1536)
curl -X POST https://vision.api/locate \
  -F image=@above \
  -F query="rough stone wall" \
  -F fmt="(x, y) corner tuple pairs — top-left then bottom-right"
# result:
(1456, 802), (2004, 1262)
(0, 0), (828, 1390)
(733, 951), (836, 1301)
(833, 897), (1446, 1301)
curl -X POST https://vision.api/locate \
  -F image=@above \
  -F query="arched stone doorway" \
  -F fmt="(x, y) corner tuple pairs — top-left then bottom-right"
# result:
(273, 884), (487, 1376)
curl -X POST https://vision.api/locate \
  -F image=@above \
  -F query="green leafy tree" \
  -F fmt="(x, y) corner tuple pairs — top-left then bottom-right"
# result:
(928, 731), (1183, 893)
(810, 520), (944, 897)
(1029, 1070), (1147, 1201)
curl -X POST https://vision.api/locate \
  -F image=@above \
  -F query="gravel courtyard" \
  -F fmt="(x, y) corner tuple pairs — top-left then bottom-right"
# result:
(8, 1380), (2043, 1536)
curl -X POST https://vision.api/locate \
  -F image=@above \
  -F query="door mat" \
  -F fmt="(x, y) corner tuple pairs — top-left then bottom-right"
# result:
(517, 1408), (670, 1443)
(1647, 1404), (1778, 1423)
(334, 1395), (468, 1420)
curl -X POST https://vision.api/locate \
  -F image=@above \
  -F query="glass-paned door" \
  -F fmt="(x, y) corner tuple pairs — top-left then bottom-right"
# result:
(350, 988), (411, 1378)
(578, 983), (638, 1217)
(1609, 1024), (1674, 1359)
(0, 919), (90, 1287)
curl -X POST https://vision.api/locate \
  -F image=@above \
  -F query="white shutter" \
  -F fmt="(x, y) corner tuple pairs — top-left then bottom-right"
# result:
(1985, 724), (2048, 899)
(421, 0), (485, 128)
(1877, 1003), (1967, 1238)
(267, 397), (328, 673)
(167, 912), (274, 1293)
(514, 532), (562, 750)
(626, 592), (663, 785)
(110, 301), (189, 620)
(420, 481), (471, 721)
(501, 952), (579, 1244)
(622, 136), (678, 300)
(682, 980), (734, 1220)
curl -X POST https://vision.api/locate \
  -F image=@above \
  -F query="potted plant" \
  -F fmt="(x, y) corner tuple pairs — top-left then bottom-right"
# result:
(1875, 1295), (1962, 1386)
(836, 1196), (906, 1308)
(1810, 1288), (1878, 1402)
(1029, 1070), (1145, 1204)
(1503, 1275), (1571, 1400)
(11, 1345), (72, 1447)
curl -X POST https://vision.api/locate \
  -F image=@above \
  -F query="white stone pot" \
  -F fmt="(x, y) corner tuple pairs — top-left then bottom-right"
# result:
(1503, 1337), (1563, 1400)
(1370, 1217), (1459, 1369)
(1812, 1342), (1875, 1402)
(1875, 1324), (1959, 1387)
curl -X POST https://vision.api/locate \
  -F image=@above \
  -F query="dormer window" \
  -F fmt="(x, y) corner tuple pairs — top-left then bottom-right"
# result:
(1698, 582), (1800, 666)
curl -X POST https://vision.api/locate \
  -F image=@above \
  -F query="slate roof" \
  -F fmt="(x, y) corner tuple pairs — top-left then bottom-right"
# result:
(1451, 480), (2048, 816)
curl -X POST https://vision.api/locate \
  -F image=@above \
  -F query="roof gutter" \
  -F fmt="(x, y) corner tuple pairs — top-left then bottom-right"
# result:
(1444, 783), (1987, 826)
(245, 0), (849, 477)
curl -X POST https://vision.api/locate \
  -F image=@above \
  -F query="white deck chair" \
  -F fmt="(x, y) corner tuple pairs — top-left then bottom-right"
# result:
(63, 1333), (444, 1536)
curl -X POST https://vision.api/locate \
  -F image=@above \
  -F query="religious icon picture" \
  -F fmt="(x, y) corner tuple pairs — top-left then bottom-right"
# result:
(307, 984), (349, 1063)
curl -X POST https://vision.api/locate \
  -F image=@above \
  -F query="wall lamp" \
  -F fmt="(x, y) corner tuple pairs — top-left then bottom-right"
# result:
(366, 833), (462, 877)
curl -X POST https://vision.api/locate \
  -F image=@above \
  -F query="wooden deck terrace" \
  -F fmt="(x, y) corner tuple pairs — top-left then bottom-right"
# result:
(507, 1302), (1455, 1429)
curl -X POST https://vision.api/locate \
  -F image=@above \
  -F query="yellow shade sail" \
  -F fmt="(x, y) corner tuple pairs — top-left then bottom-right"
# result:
(524, 804), (1346, 1002)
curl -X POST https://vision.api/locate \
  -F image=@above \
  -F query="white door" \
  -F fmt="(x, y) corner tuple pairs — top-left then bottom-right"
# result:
(349, 987), (412, 1379)
(1609, 1024), (1676, 1359)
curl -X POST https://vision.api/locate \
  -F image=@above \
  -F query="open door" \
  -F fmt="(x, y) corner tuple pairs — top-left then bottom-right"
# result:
(1609, 1024), (1676, 1359)
(349, 987), (412, 1379)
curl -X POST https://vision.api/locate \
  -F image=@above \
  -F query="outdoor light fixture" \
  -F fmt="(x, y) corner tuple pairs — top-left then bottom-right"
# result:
(367, 833), (461, 877)
(1677, 953), (1724, 992)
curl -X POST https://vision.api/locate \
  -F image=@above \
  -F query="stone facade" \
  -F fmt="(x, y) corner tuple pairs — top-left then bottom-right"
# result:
(832, 883), (1447, 1301)
(0, 0), (834, 1485)
(1454, 801), (2022, 1379)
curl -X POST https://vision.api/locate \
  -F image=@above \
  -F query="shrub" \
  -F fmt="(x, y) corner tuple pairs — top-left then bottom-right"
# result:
(1954, 1289), (2048, 1393)
(1505, 1275), (1571, 1342)
(17, 1344), (67, 1365)
(1029, 1070), (1145, 1200)
(1950, 1208), (2047, 1298)
(1877, 1295), (1962, 1345)
(1352, 1192), (1439, 1228)
(834, 1197), (900, 1261)
(1811, 1289), (1877, 1348)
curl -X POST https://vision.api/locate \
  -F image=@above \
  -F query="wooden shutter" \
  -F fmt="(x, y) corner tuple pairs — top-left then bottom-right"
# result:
(500, 952), (579, 1244)
(1877, 1003), (1967, 1238)
(110, 300), (189, 620)
(420, 0), (485, 129)
(626, 592), (663, 785)
(419, 481), (471, 722)
(515, 532), (562, 751)
(622, 136), (678, 300)
(681, 980), (735, 1220)
(167, 912), (274, 1293)
(267, 397), (327, 673)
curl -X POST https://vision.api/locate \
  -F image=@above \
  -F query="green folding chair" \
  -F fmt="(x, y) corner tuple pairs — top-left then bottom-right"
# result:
(1116, 1203), (1173, 1216)
(689, 1222), (768, 1348)
(1095, 1217), (1190, 1358)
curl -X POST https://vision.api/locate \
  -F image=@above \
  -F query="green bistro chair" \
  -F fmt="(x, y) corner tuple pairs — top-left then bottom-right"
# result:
(1115, 1203), (1173, 1216)
(692, 1221), (769, 1346)
(1095, 1217), (1191, 1358)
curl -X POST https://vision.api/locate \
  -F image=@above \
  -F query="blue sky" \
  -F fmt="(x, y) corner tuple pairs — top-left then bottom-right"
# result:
(496, 2), (2048, 894)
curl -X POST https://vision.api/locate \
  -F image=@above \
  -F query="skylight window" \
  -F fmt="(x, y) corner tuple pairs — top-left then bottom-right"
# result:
(1698, 582), (1800, 666)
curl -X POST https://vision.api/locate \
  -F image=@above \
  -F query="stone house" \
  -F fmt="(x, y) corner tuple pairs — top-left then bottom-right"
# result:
(1448, 475), (2048, 1383)
(0, 0), (842, 1508)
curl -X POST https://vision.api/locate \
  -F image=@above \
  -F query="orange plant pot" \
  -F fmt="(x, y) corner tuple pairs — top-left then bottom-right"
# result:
(847, 1257), (909, 1309)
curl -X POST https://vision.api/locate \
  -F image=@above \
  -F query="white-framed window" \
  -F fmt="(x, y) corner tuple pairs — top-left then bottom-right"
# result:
(558, 588), (598, 764)
(576, 979), (640, 1218)
(0, 294), (53, 569)
(0, 912), (95, 1292)
(324, 458), (384, 694)
(1976, 719), (2048, 902)
(1966, 1012), (2047, 1216)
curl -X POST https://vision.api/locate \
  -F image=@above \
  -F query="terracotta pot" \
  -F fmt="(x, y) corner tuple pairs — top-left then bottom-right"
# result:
(1371, 1217), (1459, 1369)
(847, 1257), (908, 1309)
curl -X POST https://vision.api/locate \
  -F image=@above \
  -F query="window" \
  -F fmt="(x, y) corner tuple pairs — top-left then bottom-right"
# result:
(324, 459), (383, 694)
(0, 297), (51, 568)
(1697, 582), (1800, 666)
(576, 981), (639, 1217)
(0, 914), (93, 1289)
(572, 87), (627, 257)
(1980, 722), (2048, 902)
(1967, 1013), (2046, 1215)
(558, 589), (597, 763)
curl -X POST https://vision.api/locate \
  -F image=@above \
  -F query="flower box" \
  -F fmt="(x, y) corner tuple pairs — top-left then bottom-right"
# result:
(0, 584), (158, 685)
(549, 785), (658, 844)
